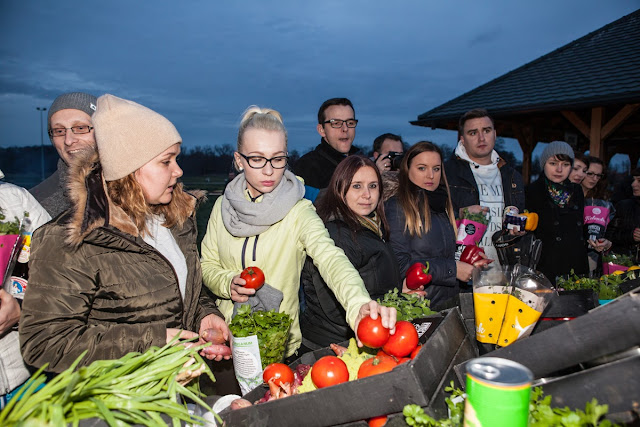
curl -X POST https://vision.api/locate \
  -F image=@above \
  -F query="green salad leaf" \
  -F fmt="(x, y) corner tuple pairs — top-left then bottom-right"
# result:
(460, 208), (489, 225)
(229, 304), (292, 368)
(404, 384), (618, 426)
(0, 208), (22, 236)
(602, 253), (634, 267)
(377, 288), (436, 321)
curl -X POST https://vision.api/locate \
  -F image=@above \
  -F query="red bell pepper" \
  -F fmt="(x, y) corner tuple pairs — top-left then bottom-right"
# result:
(460, 245), (493, 267)
(405, 261), (432, 290)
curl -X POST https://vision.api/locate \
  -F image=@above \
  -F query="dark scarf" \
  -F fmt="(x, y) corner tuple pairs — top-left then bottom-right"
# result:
(545, 177), (572, 208)
(426, 186), (449, 213)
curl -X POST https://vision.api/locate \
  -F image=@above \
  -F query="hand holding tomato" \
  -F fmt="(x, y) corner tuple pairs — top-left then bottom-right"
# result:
(354, 301), (397, 348)
(241, 266), (265, 290)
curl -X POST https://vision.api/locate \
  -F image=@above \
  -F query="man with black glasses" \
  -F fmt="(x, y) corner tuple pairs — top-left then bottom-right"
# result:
(294, 98), (359, 196)
(30, 92), (97, 217)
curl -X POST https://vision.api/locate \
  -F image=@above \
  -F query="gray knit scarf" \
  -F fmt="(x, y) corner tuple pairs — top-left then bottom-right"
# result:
(221, 169), (305, 237)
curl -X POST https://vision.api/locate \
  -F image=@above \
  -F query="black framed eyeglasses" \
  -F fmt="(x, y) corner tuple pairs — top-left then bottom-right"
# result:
(239, 153), (289, 169)
(323, 119), (358, 129)
(48, 125), (94, 138)
(585, 172), (605, 179)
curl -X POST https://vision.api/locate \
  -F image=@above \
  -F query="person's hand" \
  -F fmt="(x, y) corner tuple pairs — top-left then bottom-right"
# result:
(456, 261), (475, 282)
(230, 274), (255, 303)
(588, 238), (612, 253)
(166, 328), (199, 344)
(633, 228), (640, 242)
(198, 314), (232, 361)
(402, 278), (427, 298)
(375, 153), (392, 172)
(460, 205), (488, 217)
(354, 301), (397, 347)
(0, 289), (21, 334)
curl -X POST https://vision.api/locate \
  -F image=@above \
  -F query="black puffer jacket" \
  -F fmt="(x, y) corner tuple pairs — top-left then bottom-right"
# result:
(445, 155), (525, 217)
(525, 177), (589, 284)
(607, 197), (640, 262)
(293, 139), (359, 189)
(300, 219), (402, 348)
(385, 195), (458, 309)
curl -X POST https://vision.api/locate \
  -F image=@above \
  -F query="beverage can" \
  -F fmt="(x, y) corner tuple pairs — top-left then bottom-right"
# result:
(463, 357), (532, 427)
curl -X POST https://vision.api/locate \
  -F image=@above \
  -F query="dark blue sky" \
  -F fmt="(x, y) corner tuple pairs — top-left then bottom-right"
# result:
(1, 1), (637, 160)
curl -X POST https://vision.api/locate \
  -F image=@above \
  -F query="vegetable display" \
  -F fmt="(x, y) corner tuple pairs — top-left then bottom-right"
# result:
(229, 304), (292, 368)
(403, 383), (618, 426)
(406, 262), (432, 289)
(0, 338), (218, 426)
(555, 269), (636, 300)
(240, 265), (265, 290)
(377, 288), (436, 321)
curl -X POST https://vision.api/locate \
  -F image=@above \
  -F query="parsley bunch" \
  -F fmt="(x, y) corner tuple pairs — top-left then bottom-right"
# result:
(460, 208), (489, 225)
(229, 304), (292, 368)
(377, 288), (436, 321)
(0, 208), (21, 235)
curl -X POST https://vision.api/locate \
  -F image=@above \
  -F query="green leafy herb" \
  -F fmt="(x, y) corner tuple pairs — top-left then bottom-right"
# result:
(403, 384), (618, 426)
(377, 288), (436, 321)
(0, 208), (21, 236)
(460, 208), (489, 225)
(603, 253), (634, 267)
(555, 269), (631, 300)
(229, 304), (292, 368)
(0, 336), (219, 426)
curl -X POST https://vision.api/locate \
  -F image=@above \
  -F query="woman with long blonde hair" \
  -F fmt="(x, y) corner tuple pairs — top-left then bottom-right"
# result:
(385, 141), (475, 309)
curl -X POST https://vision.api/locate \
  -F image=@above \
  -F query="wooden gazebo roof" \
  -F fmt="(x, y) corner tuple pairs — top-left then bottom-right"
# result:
(411, 9), (640, 182)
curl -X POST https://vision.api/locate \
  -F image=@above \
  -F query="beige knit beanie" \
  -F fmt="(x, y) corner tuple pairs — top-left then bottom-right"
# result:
(93, 94), (182, 181)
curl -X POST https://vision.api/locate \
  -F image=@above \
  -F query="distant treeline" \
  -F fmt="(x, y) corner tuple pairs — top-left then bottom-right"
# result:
(0, 140), (524, 179)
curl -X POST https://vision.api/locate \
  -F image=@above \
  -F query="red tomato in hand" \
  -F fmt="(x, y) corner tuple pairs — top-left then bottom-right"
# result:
(357, 315), (390, 349)
(262, 363), (294, 386)
(382, 320), (419, 358)
(240, 266), (265, 290)
(311, 356), (349, 389)
(358, 355), (397, 379)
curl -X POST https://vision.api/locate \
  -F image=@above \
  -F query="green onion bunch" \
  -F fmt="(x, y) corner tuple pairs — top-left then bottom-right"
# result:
(0, 338), (218, 426)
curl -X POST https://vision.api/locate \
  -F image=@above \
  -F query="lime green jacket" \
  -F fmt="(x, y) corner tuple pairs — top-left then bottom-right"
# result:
(201, 195), (371, 357)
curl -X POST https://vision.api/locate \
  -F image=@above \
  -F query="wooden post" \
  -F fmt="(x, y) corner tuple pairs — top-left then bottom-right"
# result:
(590, 107), (603, 158)
(513, 126), (536, 185)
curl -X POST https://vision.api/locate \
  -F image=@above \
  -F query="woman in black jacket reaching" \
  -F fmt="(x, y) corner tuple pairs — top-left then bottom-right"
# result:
(300, 156), (403, 350)
(385, 141), (477, 310)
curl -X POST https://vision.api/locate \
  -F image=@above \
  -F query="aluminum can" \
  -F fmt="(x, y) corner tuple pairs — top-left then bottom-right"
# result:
(463, 357), (533, 427)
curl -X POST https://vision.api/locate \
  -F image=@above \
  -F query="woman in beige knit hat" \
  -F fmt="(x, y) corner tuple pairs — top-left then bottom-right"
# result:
(20, 95), (231, 374)
(200, 106), (398, 364)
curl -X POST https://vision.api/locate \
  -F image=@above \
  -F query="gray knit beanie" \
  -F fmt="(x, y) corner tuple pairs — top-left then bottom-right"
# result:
(539, 141), (574, 169)
(93, 94), (182, 181)
(47, 92), (98, 134)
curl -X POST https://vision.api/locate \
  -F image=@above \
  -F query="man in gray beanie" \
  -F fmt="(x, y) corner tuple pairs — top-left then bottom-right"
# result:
(30, 92), (98, 217)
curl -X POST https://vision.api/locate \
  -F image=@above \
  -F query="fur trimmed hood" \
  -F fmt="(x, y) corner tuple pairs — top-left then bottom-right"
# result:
(63, 149), (203, 249)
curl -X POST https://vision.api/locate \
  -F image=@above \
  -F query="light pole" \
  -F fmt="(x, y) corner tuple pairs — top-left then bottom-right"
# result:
(36, 107), (47, 182)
